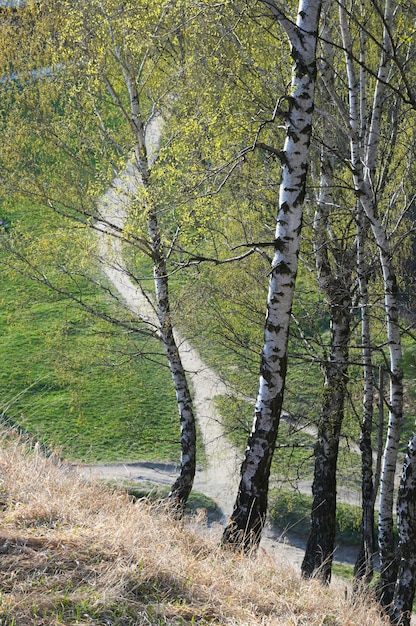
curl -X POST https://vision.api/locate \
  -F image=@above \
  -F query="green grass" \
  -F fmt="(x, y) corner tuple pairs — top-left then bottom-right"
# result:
(269, 490), (363, 546)
(332, 562), (354, 579)
(0, 205), (190, 464)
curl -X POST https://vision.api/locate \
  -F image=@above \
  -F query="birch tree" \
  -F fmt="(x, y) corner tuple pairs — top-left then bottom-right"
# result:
(296, 0), (415, 587)
(338, 0), (405, 602)
(222, 0), (322, 551)
(354, 207), (378, 584)
(313, 3), (379, 584)
(301, 129), (354, 582)
(1, 0), (198, 510)
(391, 434), (416, 626)
(322, 0), (416, 603)
(347, 2), (379, 584)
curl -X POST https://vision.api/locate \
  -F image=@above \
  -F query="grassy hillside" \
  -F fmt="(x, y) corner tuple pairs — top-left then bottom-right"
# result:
(0, 203), (186, 464)
(0, 428), (390, 625)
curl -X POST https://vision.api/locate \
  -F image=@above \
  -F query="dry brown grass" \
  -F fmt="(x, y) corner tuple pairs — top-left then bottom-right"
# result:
(0, 428), (390, 625)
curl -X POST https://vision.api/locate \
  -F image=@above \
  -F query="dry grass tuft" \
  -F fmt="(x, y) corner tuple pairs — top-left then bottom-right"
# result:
(0, 428), (390, 625)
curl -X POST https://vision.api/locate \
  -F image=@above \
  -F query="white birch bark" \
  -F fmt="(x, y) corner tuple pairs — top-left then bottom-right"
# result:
(362, 191), (403, 604)
(147, 199), (196, 508)
(363, 0), (394, 186)
(222, 0), (322, 551)
(391, 433), (416, 626)
(339, 0), (403, 603)
(101, 50), (197, 509)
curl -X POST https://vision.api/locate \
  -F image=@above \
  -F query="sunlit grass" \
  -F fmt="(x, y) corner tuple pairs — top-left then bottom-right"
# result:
(0, 203), (185, 463)
(0, 428), (391, 626)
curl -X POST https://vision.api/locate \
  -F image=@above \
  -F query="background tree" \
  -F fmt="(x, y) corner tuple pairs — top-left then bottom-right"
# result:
(301, 54), (355, 577)
(307, 0), (416, 597)
(339, 0), (405, 602)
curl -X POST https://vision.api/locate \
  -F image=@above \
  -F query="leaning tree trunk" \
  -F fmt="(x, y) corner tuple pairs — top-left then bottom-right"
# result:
(391, 433), (416, 626)
(121, 60), (197, 510)
(222, 0), (322, 552)
(148, 202), (196, 510)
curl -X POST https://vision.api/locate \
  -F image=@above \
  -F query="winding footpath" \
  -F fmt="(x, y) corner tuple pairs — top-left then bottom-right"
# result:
(88, 115), (240, 520)
(78, 115), (357, 569)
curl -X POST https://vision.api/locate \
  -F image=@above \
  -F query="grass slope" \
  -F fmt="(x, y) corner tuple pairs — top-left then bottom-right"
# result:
(0, 204), (184, 463)
(0, 428), (391, 626)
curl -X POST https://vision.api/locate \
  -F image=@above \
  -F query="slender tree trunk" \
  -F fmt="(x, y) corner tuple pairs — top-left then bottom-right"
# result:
(354, 208), (376, 583)
(391, 433), (416, 626)
(118, 59), (197, 511)
(353, 9), (377, 584)
(301, 95), (353, 580)
(222, 0), (322, 552)
(339, 0), (403, 602)
(147, 203), (196, 509)
(301, 285), (352, 581)
(301, 19), (354, 579)
(354, 185), (403, 605)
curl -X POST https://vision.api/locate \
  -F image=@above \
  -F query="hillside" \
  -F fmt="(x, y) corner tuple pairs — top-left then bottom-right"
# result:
(0, 427), (390, 626)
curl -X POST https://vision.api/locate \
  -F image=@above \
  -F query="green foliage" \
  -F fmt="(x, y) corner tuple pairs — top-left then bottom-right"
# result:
(215, 394), (316, 484)
(0, 0), (201, 466)
(173, 253), (261, 392)
(214, 396), (253, 449)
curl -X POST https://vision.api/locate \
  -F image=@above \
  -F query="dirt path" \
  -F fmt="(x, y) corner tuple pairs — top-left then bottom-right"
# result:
(77, 115), (358, 569)
(92, 115), (241, 520)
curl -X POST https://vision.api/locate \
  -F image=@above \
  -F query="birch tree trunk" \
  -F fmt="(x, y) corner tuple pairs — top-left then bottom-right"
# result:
(352, 10), (377, 584)
(147, 200), (197, 509)
(353, 102), (403, 613)
(111, 51), (197, 511)
(301, 108), (353, 581)
(222, 0), (322, 552)
(339, 0), (403, 603)
(354, 208), (376, 584)
(301, 299), (351, 581)
(391, 433), (416, 626)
